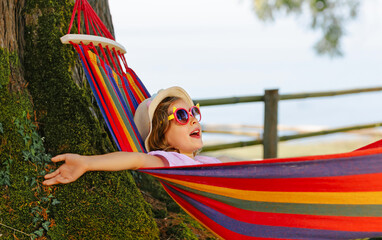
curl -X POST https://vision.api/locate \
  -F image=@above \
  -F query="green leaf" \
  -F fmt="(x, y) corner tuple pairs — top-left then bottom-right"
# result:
(42, 221), (50, 231)
(34, 228), (44, 237)
(32, 216), (42, 224)
(30, 177), (37, 187)
(22, 150), (31, 161)
(18, 129), (24, 135)
(23, 135), (30, 145)
(14, 118), (20, 128)
(52, 199), (61, 205)
(0, 122), (3, 134)
(31, 148), (36, 156)
(31, 206), (40, 214)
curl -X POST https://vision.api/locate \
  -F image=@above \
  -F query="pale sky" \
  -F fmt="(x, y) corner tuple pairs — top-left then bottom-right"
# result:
(108, 0), (382, 130)
(109, 0), (381, 93)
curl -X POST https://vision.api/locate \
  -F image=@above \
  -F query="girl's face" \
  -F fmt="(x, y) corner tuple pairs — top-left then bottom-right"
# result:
(165, 99), (203, 158)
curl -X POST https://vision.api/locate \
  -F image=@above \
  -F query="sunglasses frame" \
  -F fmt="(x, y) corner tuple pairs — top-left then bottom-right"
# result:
(168, 104), (201, 125)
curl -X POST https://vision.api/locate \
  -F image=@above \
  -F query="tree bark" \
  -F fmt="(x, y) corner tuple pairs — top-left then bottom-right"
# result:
(0, 0), (159, 238)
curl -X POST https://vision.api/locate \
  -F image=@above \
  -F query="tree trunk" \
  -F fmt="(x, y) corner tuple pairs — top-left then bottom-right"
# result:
(0, 0), (159, 238)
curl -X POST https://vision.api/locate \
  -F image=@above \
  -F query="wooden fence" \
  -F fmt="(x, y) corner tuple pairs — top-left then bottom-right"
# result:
(195, 86), (382, 159)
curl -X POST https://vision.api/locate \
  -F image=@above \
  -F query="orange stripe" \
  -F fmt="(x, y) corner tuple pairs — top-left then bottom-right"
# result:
(88, 52), (138, 151)
(152, 174), (382, 204)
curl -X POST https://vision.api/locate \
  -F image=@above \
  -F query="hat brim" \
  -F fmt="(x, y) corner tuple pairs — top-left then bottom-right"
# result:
(145, 86), (194, 151)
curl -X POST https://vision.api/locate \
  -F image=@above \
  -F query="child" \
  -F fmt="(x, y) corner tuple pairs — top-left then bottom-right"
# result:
(43, 86), (221, 186)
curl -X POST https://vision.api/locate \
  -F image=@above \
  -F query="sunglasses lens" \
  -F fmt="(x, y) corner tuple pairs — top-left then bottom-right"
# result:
(175, 109), (189, 124)
(191, 107), (201, 122)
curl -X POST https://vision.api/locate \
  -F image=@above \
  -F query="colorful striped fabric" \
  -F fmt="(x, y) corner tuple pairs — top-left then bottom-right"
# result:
(140, 143), (382, 239)
(73, 45), (149, 152)
(65, 1), (382, 239)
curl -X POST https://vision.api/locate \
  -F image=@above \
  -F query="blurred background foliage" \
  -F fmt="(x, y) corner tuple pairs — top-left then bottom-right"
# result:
(252, 0), (360, 57)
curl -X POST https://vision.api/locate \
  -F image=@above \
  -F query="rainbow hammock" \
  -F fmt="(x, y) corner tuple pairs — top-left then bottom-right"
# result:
(62, 0), (382, 239)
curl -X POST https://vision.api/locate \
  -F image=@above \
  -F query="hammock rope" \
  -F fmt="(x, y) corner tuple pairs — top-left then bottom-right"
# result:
(63, 0), (149, 152)
(62, 0), (382, 238)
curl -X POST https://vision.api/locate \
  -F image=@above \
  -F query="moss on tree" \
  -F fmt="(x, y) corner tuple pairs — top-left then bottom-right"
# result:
(0, 0), (161, 238)
(0, 47), (37, 239)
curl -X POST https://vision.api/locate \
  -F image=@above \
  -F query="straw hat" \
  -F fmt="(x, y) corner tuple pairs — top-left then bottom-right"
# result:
(133, 86), (194, 151)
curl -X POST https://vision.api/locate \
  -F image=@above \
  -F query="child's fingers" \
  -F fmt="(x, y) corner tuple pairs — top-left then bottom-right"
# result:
(51, 154), (68, 163)
(43, 177), (59, 186)
(43, 176), (70, 185)
(44, 169), (60, 179)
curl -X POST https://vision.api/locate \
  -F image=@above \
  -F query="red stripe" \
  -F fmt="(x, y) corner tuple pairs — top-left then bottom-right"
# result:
(84, 44), (125, 150)
(73, 43), (124, 149)
(162, 184), (283, 240)
(98, 44), (111, 67)
(124, 73), (141, 104)
(105, 46), (120, 74)
(355, 139), (382, 151)
(119, 73), (136, 113)
(148, 146), (382, 170)
(150, 172), (382, 192)
(119, 52), (129, 71)
(100, 65), (146, 152)
(257, 145), (382, 164)
(83, 46), (132, 151)
(126, 67), (150, 99)
(169, 183), (382, 232)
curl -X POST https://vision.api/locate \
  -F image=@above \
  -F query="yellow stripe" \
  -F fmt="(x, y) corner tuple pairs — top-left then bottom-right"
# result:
(152, 174), (382, 205)
(88, 51), (138, 152)
(113, 72), (122, 87)
(125, 72), (145, 101)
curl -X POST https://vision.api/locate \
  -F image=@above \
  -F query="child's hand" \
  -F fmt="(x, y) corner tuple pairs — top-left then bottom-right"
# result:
(43, 154), (88, 185)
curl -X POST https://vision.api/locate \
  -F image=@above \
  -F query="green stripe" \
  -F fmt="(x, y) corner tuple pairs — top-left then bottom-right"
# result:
(96, 60), (141, 149)
(167, 181), (382, 217)
(115, 74), (131, 115)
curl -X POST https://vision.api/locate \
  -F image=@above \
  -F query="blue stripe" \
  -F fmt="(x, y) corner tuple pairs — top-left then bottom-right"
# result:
(143, 153), (382, 178)
(77, 47), (121, 150)
(104, 65), (131, 118)
(78, 47), (146, 152)
(119, 74), (146, 151)
(121, 75), (139, 110)
(130, 69), (150, 98)
(164, 183), (382, 239)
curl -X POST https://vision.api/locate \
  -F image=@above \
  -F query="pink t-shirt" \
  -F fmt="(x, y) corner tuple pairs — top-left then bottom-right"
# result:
(148, 151), (221, 167)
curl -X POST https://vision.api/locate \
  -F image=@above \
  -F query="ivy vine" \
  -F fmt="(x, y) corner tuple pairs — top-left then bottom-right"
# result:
(13, 112), (60, 239)
(0, 122), (12, 186)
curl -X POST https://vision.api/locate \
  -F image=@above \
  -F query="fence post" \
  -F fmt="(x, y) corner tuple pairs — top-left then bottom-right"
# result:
(263, 89), (279, 159)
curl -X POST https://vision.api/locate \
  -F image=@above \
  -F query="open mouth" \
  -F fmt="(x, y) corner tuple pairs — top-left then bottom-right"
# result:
(190, 129), (201, 137)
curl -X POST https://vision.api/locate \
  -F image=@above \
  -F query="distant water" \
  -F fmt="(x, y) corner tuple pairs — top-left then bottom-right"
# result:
(198, 91), (382, 144)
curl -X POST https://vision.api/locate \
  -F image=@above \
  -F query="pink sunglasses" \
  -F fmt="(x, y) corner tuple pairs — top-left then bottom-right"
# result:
(168, 104), (201, 125)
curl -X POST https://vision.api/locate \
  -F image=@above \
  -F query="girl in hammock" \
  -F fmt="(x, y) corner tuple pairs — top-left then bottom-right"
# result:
(43, 86), (221, 185)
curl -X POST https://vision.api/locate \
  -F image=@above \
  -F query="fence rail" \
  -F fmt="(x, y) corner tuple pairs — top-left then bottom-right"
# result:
(202, 122), (382, 152)
(194, 87), (382, 106)
(196, 86), (382, 158)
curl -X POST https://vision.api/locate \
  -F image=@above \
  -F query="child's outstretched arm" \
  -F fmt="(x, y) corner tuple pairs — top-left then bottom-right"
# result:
(43, 152), (166, 186)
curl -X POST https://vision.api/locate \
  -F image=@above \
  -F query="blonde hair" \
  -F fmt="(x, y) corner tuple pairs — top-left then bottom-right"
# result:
(147, 97), (180, 153)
